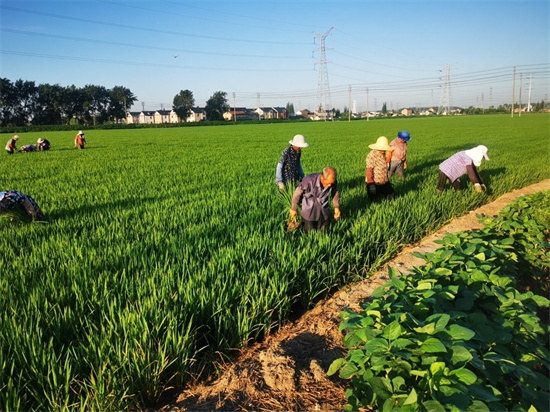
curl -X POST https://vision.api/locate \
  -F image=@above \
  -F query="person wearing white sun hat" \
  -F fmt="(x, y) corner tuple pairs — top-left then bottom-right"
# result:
(275, 134), (309, 191)
(75, 131), (87, 149)
(366, 136), (396, 202)
(437, 145), (489, 192)
(5, 135), (19, 154)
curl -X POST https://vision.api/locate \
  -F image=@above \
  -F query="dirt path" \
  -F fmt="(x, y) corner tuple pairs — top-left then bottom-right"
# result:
(162, 180), (550, 412)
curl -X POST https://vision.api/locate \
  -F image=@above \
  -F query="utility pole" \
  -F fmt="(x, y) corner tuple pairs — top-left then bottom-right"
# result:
(257, 93), (261, 120)
(511, 66), (516, 118)
(527, 74), (533, 112)
(348, 85), (351, 122)
(232, 92), (236, 123)
(366, 88), (370, 122)
(313, 27), (333, 120)
(519, 73), (523, 117)
(141, 101), (145, 111)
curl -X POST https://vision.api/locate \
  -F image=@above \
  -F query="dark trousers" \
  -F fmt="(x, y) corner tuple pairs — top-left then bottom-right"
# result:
(437, 166), (481, 191)
(302, 217), (330, 233)
(367, 182), (396, 202)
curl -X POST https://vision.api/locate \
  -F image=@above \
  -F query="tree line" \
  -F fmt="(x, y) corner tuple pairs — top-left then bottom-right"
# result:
(0, 78), (137, 127)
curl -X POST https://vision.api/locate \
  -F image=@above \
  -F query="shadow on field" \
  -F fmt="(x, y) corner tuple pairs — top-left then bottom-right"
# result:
(49, 195), (158, 220)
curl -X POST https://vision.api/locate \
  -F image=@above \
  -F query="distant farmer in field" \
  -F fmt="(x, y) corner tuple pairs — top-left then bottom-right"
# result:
(0, 190), (44, 222)
(388, 130), (411, 178)
(5, 135), (19, 155)
(366, 136), (396, 202)
(289, 166), (340, 233)
(437, 145), (489, 192)
(20, 144), (38, 153)
(275, 134), (309, 191)
(37, 138), (51, 151)
(75, 131), (87, 149)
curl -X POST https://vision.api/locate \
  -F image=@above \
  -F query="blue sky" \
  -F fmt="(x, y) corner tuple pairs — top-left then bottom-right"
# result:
(1, 0), (548, 112)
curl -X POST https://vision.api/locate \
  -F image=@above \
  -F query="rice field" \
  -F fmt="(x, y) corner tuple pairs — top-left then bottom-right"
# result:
(1, 114), (548, 410)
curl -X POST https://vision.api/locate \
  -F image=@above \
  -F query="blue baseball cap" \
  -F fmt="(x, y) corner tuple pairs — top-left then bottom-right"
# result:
(398, 130), (411, 141)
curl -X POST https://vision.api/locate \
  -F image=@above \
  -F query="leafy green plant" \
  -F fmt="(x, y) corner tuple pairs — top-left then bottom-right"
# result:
(330, 191), (550, 411)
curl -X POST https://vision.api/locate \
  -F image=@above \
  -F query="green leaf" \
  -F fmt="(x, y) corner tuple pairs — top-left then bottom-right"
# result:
(391, 338), (414, 350)
(435, 267), (453, 276)
(530, 294), (550, 307)
(422, 400), (446, 412)
(422, 338), (447, 353)
(466, 400), (490, 412)
(403, 387), (417, 405)
(448, 324), (475, 341)
(451, 368), (477, 385)
(372, 286), (387, 298)
(339, 362), (359, 379)
(368, 377), (393, 400)
(474, 252), (486, 261)
(451, 345), (473, 364)
(327, 358), (344, 376)
(426, 313), (451, 331)
(414, 322), (436, 335)
(430, 362), (446, 374)
(364, 338), (389, 355)
(383, 321), (403, 340)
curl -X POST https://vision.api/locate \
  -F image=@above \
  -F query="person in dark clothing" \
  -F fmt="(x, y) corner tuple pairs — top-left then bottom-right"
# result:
(0, 191), (44, 222)
(38, 138), (51, 151)
(437, 145), (489, 192)
(289, 167), (340, 233)
(275, 134), (309, 191)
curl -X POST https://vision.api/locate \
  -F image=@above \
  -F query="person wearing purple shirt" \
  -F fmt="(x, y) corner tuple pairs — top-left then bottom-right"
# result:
(437, 145), (489, 191)
(290, 167), (341, 233)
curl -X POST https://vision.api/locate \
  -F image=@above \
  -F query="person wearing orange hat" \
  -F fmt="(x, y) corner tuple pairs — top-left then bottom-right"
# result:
(5, 135), (19, 154)
(366, 136), (396, 202)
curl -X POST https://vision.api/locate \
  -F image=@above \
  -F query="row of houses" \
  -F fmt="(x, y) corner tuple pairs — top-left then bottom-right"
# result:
(126, 107), (292, 124)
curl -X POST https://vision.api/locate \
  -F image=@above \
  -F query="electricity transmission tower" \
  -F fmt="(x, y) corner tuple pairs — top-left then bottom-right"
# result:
(437, 64), (452, 115)
(313, 27), (333, 119)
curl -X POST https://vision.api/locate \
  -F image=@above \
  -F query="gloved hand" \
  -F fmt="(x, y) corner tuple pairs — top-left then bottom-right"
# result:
(481, 184), (487, 191)
(277, 181), (285, 191)
(367, 184), (377, 197)
(474, 183), (483, 192)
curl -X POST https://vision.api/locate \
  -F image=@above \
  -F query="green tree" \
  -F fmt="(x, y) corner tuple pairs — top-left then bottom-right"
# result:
(381, 102), (387, 114)
(109, 86), (138, 123)
(34, 83), (64, 125)
(205, 91), (229, 121)
(286, 102), (295, 114)
(173, 89), (195, 122)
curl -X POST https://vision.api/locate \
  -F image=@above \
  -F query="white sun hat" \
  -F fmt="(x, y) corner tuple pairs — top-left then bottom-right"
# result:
(289, 134), (309, 148)
(465, 145), (489, 167)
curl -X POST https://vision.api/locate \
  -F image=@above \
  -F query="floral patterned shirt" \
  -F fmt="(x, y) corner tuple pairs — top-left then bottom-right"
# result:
(366, 150), (389, 184)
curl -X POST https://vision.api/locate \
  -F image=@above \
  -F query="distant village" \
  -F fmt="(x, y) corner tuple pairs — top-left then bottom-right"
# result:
(126, 106), (443, 125)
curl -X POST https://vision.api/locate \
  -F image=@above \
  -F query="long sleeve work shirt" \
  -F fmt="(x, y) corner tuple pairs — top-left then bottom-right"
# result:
(291, 173), (340, 221)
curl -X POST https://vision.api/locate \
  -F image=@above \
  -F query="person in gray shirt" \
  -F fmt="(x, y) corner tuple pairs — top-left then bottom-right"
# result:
(289, 166), (341, 233)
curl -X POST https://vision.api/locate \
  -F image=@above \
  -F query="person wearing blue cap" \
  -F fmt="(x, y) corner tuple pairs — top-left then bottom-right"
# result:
(388, 130), (410, 178)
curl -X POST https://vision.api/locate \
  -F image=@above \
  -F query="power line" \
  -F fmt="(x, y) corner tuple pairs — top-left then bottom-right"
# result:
(0, 5), (309, 46)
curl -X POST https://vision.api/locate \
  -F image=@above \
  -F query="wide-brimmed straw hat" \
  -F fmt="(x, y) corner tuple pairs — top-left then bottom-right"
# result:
(289, 134), (309, 148)
(13, 135), (19, 140)
(37, 138), (44, 144)
(465, 145), (489, 167)
(77, 130), (84, 135)
(369, 136), (393, 151)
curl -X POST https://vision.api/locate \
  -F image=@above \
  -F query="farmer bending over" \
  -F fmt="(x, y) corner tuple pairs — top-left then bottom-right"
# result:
(388, 130), (411, 178)
(5, 135), (19, 155)
(437, 145), (489, 192)
(75, 131), (87, 149)
(275, 134), (309, 191)
(0, 190), (44, 222)
(289, 166), (340, 233)
(366, 136), (396, 202)
(38, 138), (51, 151)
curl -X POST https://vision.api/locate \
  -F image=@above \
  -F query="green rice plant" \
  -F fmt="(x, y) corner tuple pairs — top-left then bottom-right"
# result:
(0, 114), (548, 410)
